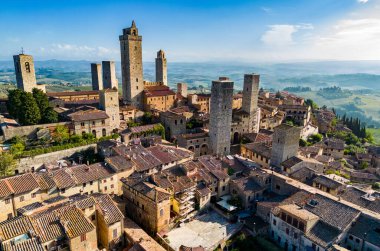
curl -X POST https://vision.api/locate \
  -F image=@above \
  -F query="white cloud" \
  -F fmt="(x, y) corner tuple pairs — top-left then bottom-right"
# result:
(261, 7), (272, 14)
(261, 23), (313, 47)
(313, 18), (380, 60)
(358, 0), (369, 3)
(37, 43), (119, 59)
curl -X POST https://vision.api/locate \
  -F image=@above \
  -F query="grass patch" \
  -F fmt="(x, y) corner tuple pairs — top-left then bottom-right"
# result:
(367, 128), (380, 145)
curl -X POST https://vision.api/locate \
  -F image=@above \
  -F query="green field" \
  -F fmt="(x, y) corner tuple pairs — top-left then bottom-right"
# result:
(368, 128), (380, 145)
(297, 91), (380, 127)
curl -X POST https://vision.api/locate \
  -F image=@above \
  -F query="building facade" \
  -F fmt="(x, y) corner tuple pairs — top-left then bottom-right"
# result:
(91, 63), (103, 91)
(102, 61), (118, 89)
(155, 50), (167, 86)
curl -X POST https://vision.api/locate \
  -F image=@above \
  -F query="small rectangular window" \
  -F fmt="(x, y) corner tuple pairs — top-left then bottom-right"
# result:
(80, 234), (86, 242)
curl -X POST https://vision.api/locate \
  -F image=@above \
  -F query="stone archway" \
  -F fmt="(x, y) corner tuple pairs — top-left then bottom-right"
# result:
(188, 146), (195, 152)
(200, 144), (208, 156)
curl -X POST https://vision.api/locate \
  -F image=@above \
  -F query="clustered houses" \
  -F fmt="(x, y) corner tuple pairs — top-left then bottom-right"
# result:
(0, 193), (124, 251)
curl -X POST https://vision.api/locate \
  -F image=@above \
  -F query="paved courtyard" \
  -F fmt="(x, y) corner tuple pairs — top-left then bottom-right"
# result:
(165, 211), (243, 251)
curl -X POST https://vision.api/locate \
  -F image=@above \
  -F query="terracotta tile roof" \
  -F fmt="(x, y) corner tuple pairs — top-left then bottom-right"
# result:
(93, 193), (124, 225)
(148, 145), (192, 165)
(17, 202), (44, 214)
(68, 162), (114, 184)
(231, 176), (264, 194)
(305, 221), (341, 248)
(57, 206), (95, 238)
(179, 132), (209, 140)
(63, 105), (108, 122)
(2, 238), (44, 251)
(144, 86), (176, 97)
(348, 214), (380, 247)
(34, 173), (55, 190)
(0, 216), (33, 241)
(30, 210), (65, 242)
(281, 156), (303, 169)
(0, 180), (13, 198)
(6, 173), (40, 195)
(0, 216), (34, 241)
(125, 123), (161, 134)
(243, 142), (272, 159)
(47, 90), (99, 97)
(105, 155), (134, 172)
(51, 168), (77, 189)
(313, 175), (344, 189)
(69, 194), (96, 209)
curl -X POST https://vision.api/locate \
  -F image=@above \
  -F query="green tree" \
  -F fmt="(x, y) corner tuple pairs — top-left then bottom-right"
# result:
(42, 107), (58, 123)
(7, 89), (23, 120)
(142, 112), (153, 124)
(0, 153), (16, 177)
(32, 88), (49, 114)
(19, 92), (41, 125)
(10, 142), (25, 155)
(305, 99), (318, 110)
(299, 138), (307, 147)
(53, 125), (70, 144)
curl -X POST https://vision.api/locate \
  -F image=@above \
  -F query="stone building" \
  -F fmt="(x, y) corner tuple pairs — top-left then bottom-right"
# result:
(177, 83), (187, 98)
(143, 85), (176, 111)
(47, 90), (99, 101)
(120, 21), (144, 109)
(99, 88), (120, 131)
(156, 50), (167, 86)
(159, 110), (187, 140)
(188, 93), (211, 113)
(102, 61), (118, 89)
(209, 77), (234, 156)
(271, 124), (301, 168)
(177, 131), (210, 157)
(13, 54), (45, 93)
(91, 63), (103, 90)
(121, 174), (171, 234)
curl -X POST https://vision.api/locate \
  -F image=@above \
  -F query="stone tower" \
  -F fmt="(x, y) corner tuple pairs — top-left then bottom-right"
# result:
(102, 61), (118, 89)
(99, 88), (120, 131)
(177, 83), (187, 98)
(242, 73), (260, 133)
(13, 54), (38, 92)
(270, 124), (301, 168)
(91, 63), (103, 90)
(155, 50), (167, 86)
(209, 77), (234, 156)
(119, 20), (144, 109)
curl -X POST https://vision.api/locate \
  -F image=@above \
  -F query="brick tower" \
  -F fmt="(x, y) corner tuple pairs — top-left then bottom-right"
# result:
(242, 73), (260, 133)
(155, 49), (167, 86)
(119, 20), (144, 109)
(91, 63), (103, 90)
(102, 61), (118, 89)
(13, 54), (38, 92)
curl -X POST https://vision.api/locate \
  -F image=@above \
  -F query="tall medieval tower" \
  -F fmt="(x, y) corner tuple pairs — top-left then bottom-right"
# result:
(119, 21), (144, 109)
(242, 73), (260, 133)
(209, 77), (234, 156)
(155, 49), (167, 86)
(13, 54), (38, 92)
(91, 63), (103, 90)
(102, 61), (118, 89)
(99, 88), (120, 131)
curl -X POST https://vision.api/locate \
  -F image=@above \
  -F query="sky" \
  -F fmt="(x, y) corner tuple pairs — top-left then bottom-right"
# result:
(0, 0), (380, 62)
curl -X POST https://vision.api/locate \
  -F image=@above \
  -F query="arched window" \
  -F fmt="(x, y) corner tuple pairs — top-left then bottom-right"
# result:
(102, 128), (107, 137)
(25, 62), (30, 73)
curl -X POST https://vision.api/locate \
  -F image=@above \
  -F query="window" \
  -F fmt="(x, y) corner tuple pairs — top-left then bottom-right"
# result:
(90, 181), (93, 185)
(19, 196), (24, 202)
(80, 234), (86, 242)
(102, 120), (105, 125)
(111, 184), (114, 189)
(7, 213), (12, 220)
(5, 198), (10, 204)
(25, 62), (30, 73)
(31, 193), (36, 198)
(91, 215), (96, 221)
(160, 208), (164, 217)
(81, 122), (85, 127)
(61, 188), (65, 194)
(104, 186), (108, 191)
(113, 229), (118, 239)
(92, 121), (95, 126)
(273, 219), (277, 226)
(294, 233), (298, 239)
(286, 228), (289, 235)
(83, 183), (86, 188)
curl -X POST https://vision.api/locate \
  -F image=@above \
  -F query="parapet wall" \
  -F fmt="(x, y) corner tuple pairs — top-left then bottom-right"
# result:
(1, 122), (70, 141)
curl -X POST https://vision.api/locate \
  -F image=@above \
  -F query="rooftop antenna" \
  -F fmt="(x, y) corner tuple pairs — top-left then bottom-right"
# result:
(21, 47), (24, 54)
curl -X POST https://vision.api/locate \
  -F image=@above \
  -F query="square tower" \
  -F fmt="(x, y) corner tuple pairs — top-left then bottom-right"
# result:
(13, 54), (38, 92)
(270, 124), (301, 167)
(155, 49), (167, 86)
(177, 82), (187, 98)
(99, 88), (120, 131)
(242, 73), (260, 133)
(91, 63), (103, 90)
(102, 61), (118, 89)
(209, 77), (234, 156)
(119, 21), (144, 109)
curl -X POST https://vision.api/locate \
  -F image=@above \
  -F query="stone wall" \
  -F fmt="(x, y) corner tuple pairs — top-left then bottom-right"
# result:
(15, 143), (97, 173)
(1, 122), (70, 141)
